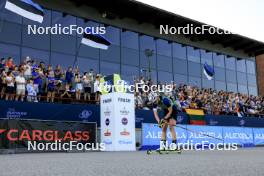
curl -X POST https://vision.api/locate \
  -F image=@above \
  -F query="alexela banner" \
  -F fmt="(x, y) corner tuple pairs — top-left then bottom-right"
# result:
(142, 123), (264, 148)
(100, 92), (136, 151)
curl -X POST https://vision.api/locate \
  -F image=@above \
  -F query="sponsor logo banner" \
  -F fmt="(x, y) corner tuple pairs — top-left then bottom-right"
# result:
(0, 119), (96, 150)
(142, 123), (261, 147)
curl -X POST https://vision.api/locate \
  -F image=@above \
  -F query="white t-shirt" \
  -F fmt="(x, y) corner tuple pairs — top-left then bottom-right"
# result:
(15, 76), (26, 90)
(24, 64), (32, 76)
(94, 80), (100, 92)
(6, 76), (14, 87)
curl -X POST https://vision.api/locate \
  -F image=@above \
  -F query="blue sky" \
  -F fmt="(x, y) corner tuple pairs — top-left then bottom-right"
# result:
(137, 0), (264, 42)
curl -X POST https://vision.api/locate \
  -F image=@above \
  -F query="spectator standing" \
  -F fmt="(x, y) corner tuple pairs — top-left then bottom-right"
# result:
(5, 71), (15, 100)
(54, 65), (63, 93)
(15, 71), (26, 101)
(24, 57), (32, 80)
(65, 67), (73, 86)
(32, 66), (43, 100)
(5, 57), (15, 70)
(83, 72), (92, 101)
(26, 79), (37, 102)
(74, 73), (83, 101)
(0, 70), (7, 99)
(47, 71), (56, 103)
(0, 58), (5, 69)
(94, 75), (101, 103)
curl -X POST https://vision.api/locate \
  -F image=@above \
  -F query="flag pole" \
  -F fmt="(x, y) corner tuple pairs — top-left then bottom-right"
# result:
(73, 40), (82, 68)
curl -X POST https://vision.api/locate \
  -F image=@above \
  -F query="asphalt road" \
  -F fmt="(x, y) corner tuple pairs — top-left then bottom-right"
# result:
(0, 148), (264, 176)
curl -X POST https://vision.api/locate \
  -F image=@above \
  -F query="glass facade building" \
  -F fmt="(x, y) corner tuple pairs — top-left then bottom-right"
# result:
(0, 8), (258, 95)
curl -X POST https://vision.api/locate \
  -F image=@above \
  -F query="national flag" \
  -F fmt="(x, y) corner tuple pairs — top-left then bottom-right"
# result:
(185, 108), (206, 125)
(5, 0), (44, 23)
(99, 74), (126, 94)
(81, 31), (111, 50)
(203, 62), (214, 80)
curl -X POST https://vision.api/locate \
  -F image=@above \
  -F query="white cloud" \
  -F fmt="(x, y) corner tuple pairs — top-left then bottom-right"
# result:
(136, 0), (264, 42)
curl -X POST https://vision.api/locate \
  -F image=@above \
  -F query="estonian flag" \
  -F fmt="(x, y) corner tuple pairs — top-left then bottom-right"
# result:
(5, 0), (44, 23)
(81, 32), (111, 50)
(203, 62), (214, 80)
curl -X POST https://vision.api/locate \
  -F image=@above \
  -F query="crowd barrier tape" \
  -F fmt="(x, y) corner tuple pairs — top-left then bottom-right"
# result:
(141, 123), (264, 149)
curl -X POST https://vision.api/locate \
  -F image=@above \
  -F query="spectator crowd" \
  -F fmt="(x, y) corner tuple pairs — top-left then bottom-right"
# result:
(134, 77), (264, 117)
(1, 56), (264, 118)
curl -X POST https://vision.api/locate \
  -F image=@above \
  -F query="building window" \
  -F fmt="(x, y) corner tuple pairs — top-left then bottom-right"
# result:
(188, 62), (201, 77)
(52, 11), (77, 36)
(0, 21), (22, 45)
(247, 74), (257, 86)
(187, 46), (200, 63)
(174, 74), (187, 85)
(50, 52), (75, 70)
(173, 43), (186, 60)
(248, 86), (258, 96)
(237, 72), (247, 84)
(226, 70), (237, 83)
(140, 51), (156, 69)
(189, 76), (201, 88)
(121, 48), (139, 66)
(201, 50), (213, 65)
(225, 56), (236, 70)
(121, 31), (139, 50)
(215, 81), (226, 91)
(157, 55), (172, 72)
(0, 43), (21, 64)
(100, 61), (120, 75)
(202, 79), (214, 89)
(76, 57), (99, 73)
(157, 39), (171, 57)
(213, 53), (225, 68)
(51, 34), (77, 55)
(246, 60), (256, 74)
(139, 35), (156, 52)
(227, 83), (237, 93)
(238, 85), (248, 95)
(105, 26), (120, 46)
(173, 59), (187, 75)
(236, 59), (246, 72)
(214, 67), (226, 81)
(121, 65), (139, 81)
(158, 71), (173, 84)
(22, 47), (50, 65)
(100, 45), (121, 63)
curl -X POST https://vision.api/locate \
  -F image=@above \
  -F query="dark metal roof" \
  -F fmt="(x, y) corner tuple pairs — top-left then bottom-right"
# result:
(36, 0), (264, 56)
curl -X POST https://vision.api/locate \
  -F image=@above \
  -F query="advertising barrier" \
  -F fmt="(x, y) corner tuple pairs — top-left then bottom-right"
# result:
(0, 100), (264, 128)
(101, 93), (136, 151)
(222, 126), (254, 145)
(142, 123), (187, 148)
(253, 128), (264, 145)
(0, 119), (97, 151)
(142, 123), (264, 149)
(0, 100), (100, 124)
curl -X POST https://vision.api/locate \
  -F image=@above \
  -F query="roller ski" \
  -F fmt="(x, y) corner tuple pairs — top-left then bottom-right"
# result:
(147, 148), (182, 155)
(147, 140), (182, 155)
